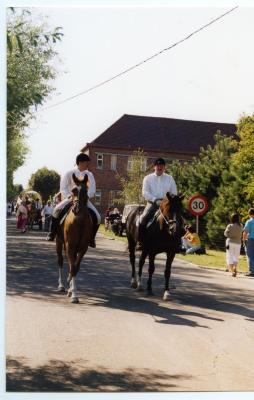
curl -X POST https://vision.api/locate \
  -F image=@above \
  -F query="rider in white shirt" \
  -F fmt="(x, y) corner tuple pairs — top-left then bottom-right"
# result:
(47, 153), (101, 247)
(137, 157), (177, 249)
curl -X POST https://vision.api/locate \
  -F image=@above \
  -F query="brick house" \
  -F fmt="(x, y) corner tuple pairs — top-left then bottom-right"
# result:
(81, 114), (236, 217)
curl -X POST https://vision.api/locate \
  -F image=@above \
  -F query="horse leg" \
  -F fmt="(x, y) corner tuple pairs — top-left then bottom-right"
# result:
(66, 248), (79, 303)
(128, 239), (138, 289)
(163, 251), (175, 301)
(147, 253), (155, 295)
(137, 250), (148, 291)
(56, 238), (65, 292)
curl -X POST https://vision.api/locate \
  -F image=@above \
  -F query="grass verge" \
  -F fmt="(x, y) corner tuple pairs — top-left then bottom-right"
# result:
(98, 225), (249, 273)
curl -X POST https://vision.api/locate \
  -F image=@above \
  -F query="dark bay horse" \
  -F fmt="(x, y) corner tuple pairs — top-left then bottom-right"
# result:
(56, 173), (93, 303)
(126, 193), (184, 300)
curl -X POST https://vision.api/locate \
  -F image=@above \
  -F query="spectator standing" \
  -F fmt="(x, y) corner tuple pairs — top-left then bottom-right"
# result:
(42, 200), (54, 231)
(16, 201), (28, 233)
(6, 201), (12, 216)
(243, 208), (254, 277)
(224, 213), (243, 277)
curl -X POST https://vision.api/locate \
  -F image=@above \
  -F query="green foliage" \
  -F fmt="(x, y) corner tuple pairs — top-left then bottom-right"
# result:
(28, 167), (60, 201)
(117, 149), (148, 204)
(7, 7), (63, 199)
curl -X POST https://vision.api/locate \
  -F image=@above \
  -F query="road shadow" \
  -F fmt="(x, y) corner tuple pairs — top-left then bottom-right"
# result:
(6, 356), (192, 392)
(6, 219), (254, 327)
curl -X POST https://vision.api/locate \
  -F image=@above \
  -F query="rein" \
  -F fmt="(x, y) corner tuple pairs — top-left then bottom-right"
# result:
(159, 209), (176, 226)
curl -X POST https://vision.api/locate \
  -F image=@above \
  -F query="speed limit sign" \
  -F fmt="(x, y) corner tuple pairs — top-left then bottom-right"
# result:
(188, 194), (208, 216)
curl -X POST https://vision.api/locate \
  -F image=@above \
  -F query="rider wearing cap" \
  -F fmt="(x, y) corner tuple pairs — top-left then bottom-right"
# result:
(46, 153), (101, 247)
(137, 157), (177, 249)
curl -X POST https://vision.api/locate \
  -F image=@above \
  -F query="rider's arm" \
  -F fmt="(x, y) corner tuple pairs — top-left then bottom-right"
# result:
(168, 175), (177, 195)
(87, 171), (96, 199)
(142, 175), (156, 202)
(60, 171), (72, 199)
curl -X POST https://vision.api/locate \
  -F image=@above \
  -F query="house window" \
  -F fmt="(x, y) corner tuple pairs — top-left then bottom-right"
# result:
(110, 154), (117, 170)
(108, 190), (121, 206)
(95, 190), (102, 205)
(127, 156), (147, 171)
(97, 154), (103, 169)
(127, 156), (133, 171)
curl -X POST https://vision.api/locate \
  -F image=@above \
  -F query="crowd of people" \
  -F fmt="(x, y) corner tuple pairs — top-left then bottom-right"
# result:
(7, 153), (254, 277)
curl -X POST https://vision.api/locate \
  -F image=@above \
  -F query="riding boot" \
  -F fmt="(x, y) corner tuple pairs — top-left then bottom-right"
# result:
(46, 216), (58, 241)
(89, 224), (100, 248)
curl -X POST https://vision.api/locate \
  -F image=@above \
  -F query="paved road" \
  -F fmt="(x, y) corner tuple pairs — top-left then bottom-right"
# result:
(6, 217), (254, 393)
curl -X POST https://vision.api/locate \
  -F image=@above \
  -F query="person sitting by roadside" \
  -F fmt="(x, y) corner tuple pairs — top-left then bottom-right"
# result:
(181, 225), (202, 254)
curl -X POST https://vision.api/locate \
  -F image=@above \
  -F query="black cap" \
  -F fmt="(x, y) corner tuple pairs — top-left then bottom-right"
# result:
(154, 157), (165, 166)
(76, 153), (90, 164)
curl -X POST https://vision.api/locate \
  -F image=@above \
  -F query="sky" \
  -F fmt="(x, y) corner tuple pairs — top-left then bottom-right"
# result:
(6, 0), (254, 189)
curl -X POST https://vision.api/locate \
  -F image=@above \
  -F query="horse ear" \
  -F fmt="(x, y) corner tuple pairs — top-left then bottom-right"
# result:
(83, 174), (88, 185)
(178, 192), (185, 200)
(72, 173), (79, 185)
(166, 192), (171, 200)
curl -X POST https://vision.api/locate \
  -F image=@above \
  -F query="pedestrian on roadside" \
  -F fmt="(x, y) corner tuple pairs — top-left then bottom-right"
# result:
(16, 201), (28, 233)
(224, 213), (243, 277)
(243, 208), (254, 277)
(41, 200), (54, 231)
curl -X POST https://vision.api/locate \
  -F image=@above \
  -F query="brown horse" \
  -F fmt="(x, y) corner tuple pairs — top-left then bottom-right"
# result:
(56, 173), (93, 303)
(126, 193), (184, 300)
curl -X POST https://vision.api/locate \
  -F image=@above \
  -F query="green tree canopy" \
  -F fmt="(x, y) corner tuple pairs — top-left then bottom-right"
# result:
(117, 149), (148, 205)
(28, 167), (60, 202)
(7, 7), (63, 198)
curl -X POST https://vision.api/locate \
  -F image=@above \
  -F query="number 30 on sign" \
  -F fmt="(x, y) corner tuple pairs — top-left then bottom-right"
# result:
(188, 194), (208, 216)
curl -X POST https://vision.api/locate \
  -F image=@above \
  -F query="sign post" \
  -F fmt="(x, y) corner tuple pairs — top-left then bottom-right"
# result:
(188, 194), (209, 234)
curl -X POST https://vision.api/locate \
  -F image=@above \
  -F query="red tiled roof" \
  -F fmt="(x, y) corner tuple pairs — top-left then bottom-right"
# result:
(82, 114), (236, 155)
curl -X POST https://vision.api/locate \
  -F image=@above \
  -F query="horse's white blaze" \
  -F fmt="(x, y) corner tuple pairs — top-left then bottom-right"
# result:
(163, 290), (171, 301)
(58, 268), (64, 289)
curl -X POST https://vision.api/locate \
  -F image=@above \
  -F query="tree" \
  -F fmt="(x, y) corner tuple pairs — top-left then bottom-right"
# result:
(117, 149), (148, 204)
(28, 167), (60, 201)
(7, 8), (63, 198)
(233, 114), (254, 207)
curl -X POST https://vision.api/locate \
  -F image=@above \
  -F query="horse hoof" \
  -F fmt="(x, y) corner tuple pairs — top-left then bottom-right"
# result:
(131, 280), (138, 289)
(67, 290), (72, 297)
(71, 297), (79, 304)
(57, 286), (65, 293)
(163, 290), (171, 301)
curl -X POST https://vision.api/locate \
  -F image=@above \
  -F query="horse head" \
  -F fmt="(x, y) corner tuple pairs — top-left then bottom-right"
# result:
(159, 192), (185, 237)
(71, 173), (89, 215)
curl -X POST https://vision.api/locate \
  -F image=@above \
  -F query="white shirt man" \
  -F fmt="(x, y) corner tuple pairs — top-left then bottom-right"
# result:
(47, 153), (101, 246)
(137, 157), (177, 248)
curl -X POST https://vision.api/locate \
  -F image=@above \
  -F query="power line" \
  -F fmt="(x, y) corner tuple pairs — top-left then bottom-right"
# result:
(41, 5), (239, 111)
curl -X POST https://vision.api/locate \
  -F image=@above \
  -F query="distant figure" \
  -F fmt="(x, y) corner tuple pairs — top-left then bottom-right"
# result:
(181, 225), (202, 254)
(16, 201), (28, 233)
(224, 213), (243, 277)
(243, 208), (254, 277)
(41, 200), (54, 231)
(6, 201), (12, 216)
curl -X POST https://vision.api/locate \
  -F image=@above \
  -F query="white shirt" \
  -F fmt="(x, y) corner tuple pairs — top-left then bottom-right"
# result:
(42, 205), (54, 215)
(142, 172), (177, 202)
(60, 168), (96, 200)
